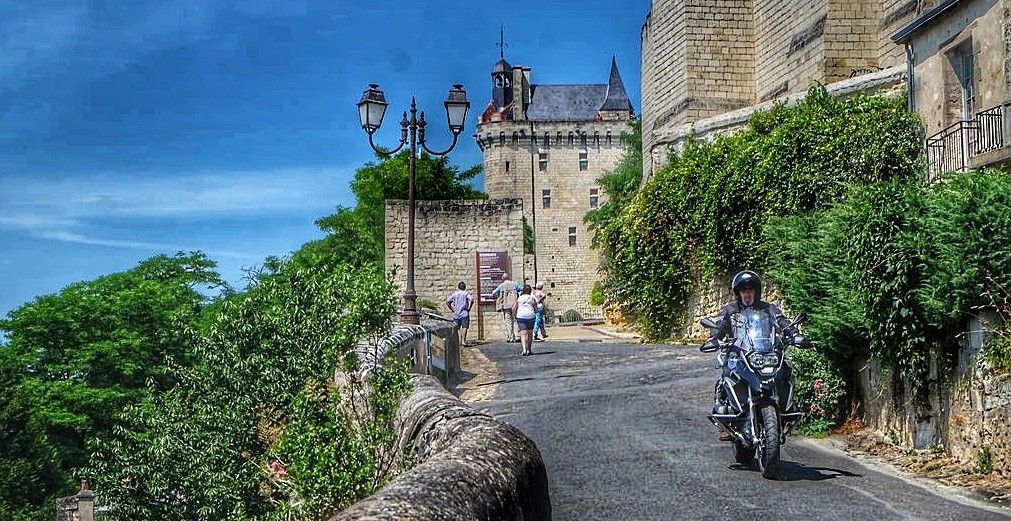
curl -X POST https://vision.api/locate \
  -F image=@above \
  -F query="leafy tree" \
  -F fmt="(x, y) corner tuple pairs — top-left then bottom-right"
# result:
(0, 253), (224, 521)
(294, 151), (484, 269)
(89, 258), (409, 521)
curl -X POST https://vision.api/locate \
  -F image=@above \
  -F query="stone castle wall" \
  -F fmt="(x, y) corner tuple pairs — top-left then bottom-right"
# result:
(476, 120), (628, 316)
(641, 0), (919, 178)
(385, 199), (524, 317)
(858, 313), (1011, 470)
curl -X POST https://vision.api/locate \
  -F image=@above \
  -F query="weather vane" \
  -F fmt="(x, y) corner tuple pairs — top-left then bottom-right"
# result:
(496, 24), (508, 60)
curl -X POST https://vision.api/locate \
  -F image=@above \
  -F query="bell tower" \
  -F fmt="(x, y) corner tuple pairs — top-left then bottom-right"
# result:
(491, 26), (513, 110)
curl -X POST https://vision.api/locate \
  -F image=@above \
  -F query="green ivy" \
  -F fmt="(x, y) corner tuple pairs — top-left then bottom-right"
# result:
(601, 87), (923, 341)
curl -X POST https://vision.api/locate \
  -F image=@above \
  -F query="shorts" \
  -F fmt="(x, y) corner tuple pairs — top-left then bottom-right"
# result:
(516, 317), (535, 331)
(454, 316), (470, 328)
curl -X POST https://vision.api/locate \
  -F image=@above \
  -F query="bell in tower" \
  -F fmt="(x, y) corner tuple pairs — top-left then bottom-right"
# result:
(492, 58), (513, 110)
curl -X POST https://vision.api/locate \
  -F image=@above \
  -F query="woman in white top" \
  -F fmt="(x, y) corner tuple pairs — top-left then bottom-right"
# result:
(512, 284), (538, 356)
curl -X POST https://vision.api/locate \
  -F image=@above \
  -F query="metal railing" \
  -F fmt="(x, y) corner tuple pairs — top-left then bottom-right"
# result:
(926, 103), (1008, 181)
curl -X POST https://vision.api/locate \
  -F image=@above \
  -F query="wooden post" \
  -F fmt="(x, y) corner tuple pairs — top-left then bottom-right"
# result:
(476, 251), (484, 340)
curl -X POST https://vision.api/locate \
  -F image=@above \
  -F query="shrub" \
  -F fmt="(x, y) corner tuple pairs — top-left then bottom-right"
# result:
(589, 282), (605, 307)
(561, 310), (583, 323)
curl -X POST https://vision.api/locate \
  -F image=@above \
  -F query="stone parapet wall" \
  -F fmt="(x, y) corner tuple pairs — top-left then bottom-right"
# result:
(332, 375), (551, 520)
(385, 198), (525, 320)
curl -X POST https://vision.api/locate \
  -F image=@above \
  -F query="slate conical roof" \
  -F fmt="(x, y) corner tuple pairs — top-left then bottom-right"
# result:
(492, 58), (512, 74)
(599, 56), (633, 112)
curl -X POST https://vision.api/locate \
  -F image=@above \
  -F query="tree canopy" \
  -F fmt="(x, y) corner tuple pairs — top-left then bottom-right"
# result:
(0, 252), (224, 520)
(294, 150), (485, 269)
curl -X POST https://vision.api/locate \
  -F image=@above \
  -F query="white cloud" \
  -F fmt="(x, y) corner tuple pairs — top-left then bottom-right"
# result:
(2, 166), (353, 217)
(0, 165), (355, 254)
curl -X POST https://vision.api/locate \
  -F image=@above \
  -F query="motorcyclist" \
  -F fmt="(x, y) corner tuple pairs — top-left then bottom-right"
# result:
(703, 270), (806, 439)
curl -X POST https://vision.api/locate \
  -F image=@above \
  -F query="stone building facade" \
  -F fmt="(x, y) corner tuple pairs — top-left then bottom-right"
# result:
(385, 199), (524, 334)
(474, 56), (635, 317)
(892, 0), (1011, 178)
(640, 0), (931, 178)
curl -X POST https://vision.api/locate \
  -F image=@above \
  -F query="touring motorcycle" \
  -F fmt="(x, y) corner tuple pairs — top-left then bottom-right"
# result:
(699, 310), (809, 478)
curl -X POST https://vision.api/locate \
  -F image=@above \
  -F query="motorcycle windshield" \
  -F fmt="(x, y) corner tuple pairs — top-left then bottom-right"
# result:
(735, 308), (776, 353)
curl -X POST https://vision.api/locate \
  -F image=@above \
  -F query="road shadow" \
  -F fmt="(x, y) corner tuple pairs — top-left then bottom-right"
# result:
(529, 351), (557, 356)
(727, 460), (861, 481)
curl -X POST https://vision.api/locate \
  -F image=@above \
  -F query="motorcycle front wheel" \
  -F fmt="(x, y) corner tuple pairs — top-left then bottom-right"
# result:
(757, 405), (780, 479)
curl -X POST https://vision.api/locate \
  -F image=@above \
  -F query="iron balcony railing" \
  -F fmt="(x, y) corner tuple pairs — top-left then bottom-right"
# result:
(926, 102), (1008, 181)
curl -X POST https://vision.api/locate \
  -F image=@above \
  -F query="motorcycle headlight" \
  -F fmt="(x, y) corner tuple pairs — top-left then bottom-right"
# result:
(748, 352), (780, 374)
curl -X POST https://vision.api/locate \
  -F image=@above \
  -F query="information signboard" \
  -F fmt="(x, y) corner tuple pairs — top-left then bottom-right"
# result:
(477, 251), (509, 304)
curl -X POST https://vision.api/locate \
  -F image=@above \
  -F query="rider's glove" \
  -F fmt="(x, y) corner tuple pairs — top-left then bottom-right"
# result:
(701, 337), (720, 352)
(791, 334), (809, 347)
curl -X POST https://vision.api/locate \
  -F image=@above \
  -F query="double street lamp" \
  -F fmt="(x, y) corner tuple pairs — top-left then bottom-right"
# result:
(357, 83), (471, 325)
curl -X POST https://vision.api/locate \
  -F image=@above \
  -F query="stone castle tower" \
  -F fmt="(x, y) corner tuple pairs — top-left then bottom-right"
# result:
(475, 54), (635, 317)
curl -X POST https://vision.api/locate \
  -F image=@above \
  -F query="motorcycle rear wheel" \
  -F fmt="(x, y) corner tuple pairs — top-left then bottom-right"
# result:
(757, 405), (781, 479)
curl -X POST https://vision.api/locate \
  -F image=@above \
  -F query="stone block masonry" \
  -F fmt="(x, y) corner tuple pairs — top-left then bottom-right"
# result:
(385, 198), (525, 322)
(641, 0), (920, 179)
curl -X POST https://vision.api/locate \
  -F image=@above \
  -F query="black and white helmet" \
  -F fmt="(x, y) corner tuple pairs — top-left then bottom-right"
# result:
(731, 270), (762, 303)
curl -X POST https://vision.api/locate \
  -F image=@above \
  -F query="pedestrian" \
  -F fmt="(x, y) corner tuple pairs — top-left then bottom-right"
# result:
(532, 282), (549, 341)
(513, 284), (538, 355)
(446, 281), (474, 347)
(492, 272), (518, 342)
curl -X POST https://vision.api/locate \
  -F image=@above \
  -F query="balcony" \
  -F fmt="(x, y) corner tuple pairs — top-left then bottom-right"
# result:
(926, 102), (1011, 181)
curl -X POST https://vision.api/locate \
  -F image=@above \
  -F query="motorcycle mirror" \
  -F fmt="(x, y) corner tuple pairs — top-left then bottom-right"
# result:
(700, 318), (719, 329)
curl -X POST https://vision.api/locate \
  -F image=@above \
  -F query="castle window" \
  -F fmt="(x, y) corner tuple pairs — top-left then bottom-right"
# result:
(580, 133), (587, 147)
(578, 148), (588, 171)
(505, 161), (511, 173)
(568, 132), (574, 146)
(542, 189), (551, 209)
(556, 132), (562, 145)
(538, 152), (548, 172)
(606, 131), (612, 146)
(499, 131), (505, 145)
(543, 132), (550, 146)
(589, 187), (599, 208)
(568, 226), (577, 247)
(512, 131), (519, 145)
(593, 131), (600, 146)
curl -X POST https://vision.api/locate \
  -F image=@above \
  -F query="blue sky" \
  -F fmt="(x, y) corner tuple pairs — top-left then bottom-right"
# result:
(0, 0), (648, 318)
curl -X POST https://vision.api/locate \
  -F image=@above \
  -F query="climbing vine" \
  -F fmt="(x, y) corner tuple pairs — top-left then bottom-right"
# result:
(600, 86), (923, 341)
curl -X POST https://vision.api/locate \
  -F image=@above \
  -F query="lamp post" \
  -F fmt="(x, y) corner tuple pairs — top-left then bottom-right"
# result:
(357, 83), (470, 325)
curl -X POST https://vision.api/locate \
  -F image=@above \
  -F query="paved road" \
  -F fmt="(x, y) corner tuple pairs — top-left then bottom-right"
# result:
(467, 340), (1011, 520)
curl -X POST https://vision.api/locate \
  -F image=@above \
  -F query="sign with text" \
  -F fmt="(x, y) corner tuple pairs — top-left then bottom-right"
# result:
(477, 251), (510, 304)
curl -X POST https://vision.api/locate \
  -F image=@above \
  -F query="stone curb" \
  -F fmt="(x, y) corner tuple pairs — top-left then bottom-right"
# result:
(332, 375), (551, 520)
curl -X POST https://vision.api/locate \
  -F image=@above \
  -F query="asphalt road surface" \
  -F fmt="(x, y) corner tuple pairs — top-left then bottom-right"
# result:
(467, 340), (1011, 521)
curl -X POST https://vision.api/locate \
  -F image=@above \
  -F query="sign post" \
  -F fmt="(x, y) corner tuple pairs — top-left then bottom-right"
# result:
(476, 251), (510, 341)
